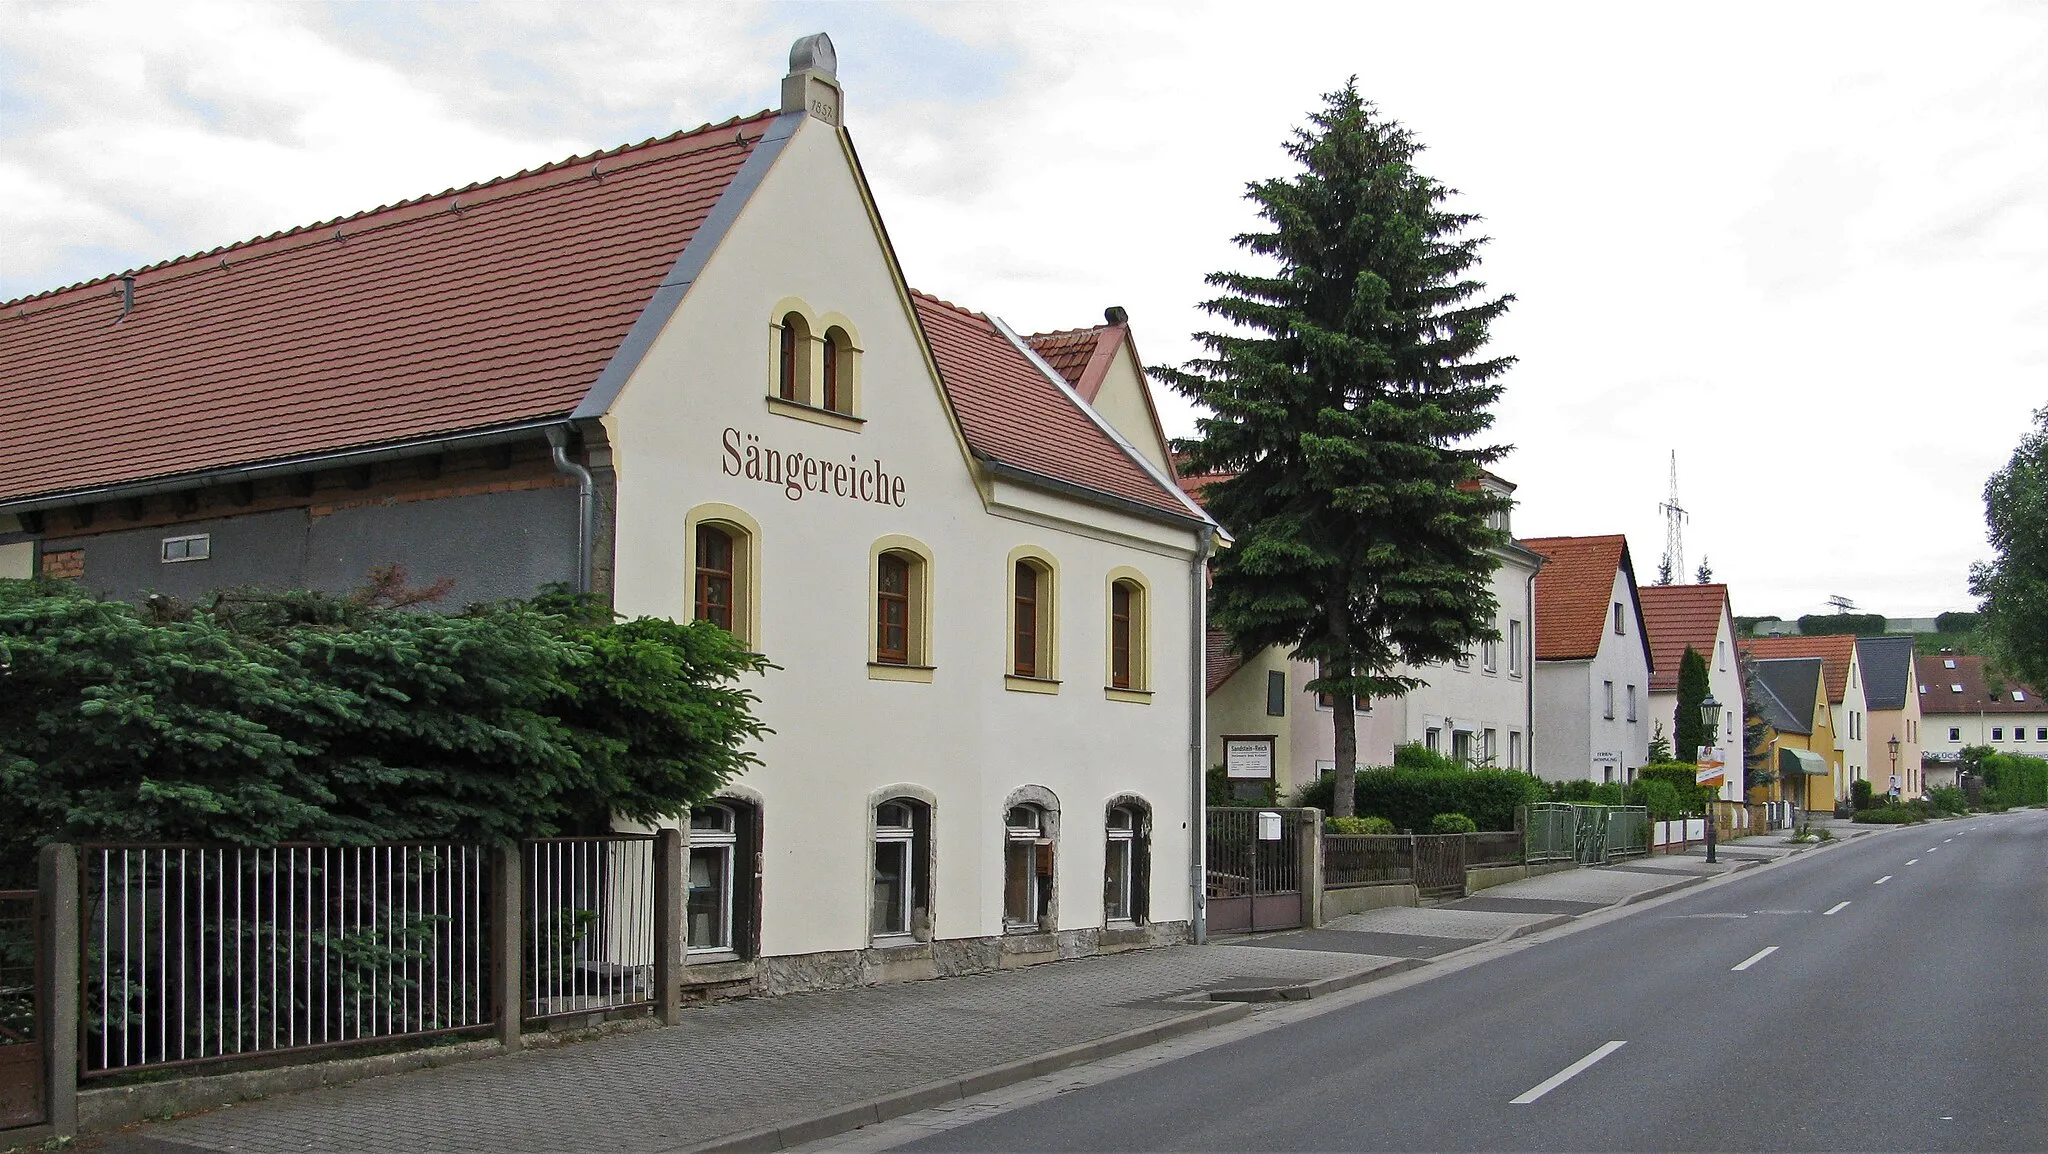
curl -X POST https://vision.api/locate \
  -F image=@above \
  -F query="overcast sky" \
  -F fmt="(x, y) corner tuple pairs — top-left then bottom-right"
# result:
(5, 1), (2042, 618)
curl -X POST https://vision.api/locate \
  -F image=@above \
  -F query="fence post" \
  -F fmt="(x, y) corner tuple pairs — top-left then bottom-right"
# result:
(38, 843), (78, 1138)
(653, 828), (684, 1026)
(491, 844), (522, 1052)
(1297, 809), (1324, 929)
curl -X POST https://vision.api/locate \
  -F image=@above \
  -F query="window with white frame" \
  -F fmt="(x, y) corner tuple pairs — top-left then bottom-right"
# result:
(161, 534), (210, 563)
(1613, 602), (1625, 635)
(1949, 727), (1960, 742)
(1104, 803), (1148, 923)
(1483, 728), (1497, 764)
(1452, 729), (1474, 764)
(688, 804), (741, 955)
(1992, 727), (2003, 741)
(1482, 637), (1498, 673)
(1003, 804), (1053, 930)
(1508, 731), (1522, 769)
(1627, 684), (1638, 722)
(1603, 681), (1616, 720)
(1509, 620), (1523, 675)
(1426, 727), (1442, 752)
(872, 799), (930, 940)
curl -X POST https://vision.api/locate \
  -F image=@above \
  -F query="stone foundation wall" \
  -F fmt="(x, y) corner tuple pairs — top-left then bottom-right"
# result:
(683, 921), (1192, 1000)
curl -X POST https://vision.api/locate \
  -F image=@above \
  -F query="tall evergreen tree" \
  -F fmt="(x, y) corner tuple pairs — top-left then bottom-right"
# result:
(1694, 556), (1713, 584)
(1161, 82), (1512, 817)
(1969, 406), (2048, 690)
(1674, 645), (1711, 764)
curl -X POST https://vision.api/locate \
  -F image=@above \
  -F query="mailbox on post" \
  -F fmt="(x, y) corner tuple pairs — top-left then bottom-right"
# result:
(1256, 810), (1283, 841)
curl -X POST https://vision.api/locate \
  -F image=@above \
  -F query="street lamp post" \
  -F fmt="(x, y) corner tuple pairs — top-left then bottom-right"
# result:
(1888, 734), (1901, 800)
(1700, 695), (1723, 864)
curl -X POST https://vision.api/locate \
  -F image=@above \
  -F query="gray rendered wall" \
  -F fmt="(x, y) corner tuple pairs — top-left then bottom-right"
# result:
(45, 487), (578, 608)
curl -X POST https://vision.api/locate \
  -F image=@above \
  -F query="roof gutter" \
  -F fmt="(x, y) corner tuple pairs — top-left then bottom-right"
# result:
(978, 457), (1211, 532)
(0, 418), (568, 518)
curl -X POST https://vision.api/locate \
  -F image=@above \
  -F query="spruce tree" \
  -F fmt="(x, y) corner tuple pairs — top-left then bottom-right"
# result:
(1674, 645), (1711, 764)
(1160, 82), (1512, 817)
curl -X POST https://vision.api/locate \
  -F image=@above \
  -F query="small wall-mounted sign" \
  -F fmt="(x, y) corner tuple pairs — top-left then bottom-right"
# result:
(1223, 736), (1275, 780)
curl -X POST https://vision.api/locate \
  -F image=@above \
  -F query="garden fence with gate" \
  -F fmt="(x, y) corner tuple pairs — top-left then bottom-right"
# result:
(1322, 830), (1525, 902)
(1204, 808), (1316, 933)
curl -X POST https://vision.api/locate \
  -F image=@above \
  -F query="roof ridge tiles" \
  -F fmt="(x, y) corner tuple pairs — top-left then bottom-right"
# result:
(3, 109), (778, 314)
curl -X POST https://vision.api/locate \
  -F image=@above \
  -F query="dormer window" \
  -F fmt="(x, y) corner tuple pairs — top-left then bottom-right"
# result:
(768, 305), (862, 429)
(2016, 691), (2029, 702)
(1943, 659), (1957, 669)
(1952, 684), (1964, 693)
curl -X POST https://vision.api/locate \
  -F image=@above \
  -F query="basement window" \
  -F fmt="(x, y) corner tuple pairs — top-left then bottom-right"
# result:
(161, 534), (211, 563)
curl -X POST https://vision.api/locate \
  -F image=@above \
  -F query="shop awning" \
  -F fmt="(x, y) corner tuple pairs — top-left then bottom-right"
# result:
(1780, 747), (1830, 776)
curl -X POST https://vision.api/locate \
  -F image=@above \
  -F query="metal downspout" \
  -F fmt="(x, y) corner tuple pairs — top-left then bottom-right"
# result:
(544, 426), (594, 595)
(1190, 525), (1216, 944)
(1526, 569), (1538, 775)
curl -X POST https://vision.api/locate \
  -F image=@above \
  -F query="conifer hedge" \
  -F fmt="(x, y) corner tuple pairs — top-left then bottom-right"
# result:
(0, 574), (772, 885)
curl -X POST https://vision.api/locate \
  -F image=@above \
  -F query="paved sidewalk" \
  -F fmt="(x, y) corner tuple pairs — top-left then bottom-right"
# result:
(74, 848), (1809, 1154)
(82, 942), (1389, 1154)
(1235, 851), (1767, 965)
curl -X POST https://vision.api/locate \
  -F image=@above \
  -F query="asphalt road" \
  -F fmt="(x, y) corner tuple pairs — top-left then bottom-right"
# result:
(900, 810), (2048, 1152)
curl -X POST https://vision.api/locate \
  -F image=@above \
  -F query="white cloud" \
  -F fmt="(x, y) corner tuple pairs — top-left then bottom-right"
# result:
(4, 0), (2041, 618)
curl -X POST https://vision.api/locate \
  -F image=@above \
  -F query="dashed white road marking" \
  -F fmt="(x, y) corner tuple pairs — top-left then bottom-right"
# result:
(1512, 1041), (1628, 1104)
(1944, 838), (1954, 843)
(1732, 946), (1779, 971)
(1824, 901), (1851, 916)
(1874, 876), (1892, 885)
(1907, 859), (1919, 865)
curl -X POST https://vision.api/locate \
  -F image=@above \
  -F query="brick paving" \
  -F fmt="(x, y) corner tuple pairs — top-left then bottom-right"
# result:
(88, 943), (1383, 1154)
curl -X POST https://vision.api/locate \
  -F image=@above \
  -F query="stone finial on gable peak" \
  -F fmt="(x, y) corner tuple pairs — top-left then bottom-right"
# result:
(782, 33), (843, 127)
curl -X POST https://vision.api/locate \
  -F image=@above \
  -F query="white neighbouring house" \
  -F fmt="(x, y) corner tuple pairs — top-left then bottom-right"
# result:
(1192, 472), (1544, 800)
(1523, 536), (1654, 783)
(1915, 653), (2048, 787)
(0, 36), (1221, 998)
(1638, 583), (1747, 800)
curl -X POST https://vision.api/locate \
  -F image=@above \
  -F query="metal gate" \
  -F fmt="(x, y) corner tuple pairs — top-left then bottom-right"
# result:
(1574, 806), (1611, 864)
(1205, 809), (1304, 934)
(1412, 835), (1468, 902)
(0, 889), (43, 1130)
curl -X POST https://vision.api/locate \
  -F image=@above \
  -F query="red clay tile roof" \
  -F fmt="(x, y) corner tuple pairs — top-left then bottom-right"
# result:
(1023, 324), (1122, 402)
(1206, 627), (1246, 694)
(1176, 471), (1236, 508)
(1522, 535), (1643, 664)
(911, 293), (1195, 520)
(1740, 634), (1858, 704)
(0, 112), (780, 505)
(1912, 653), (2044, 715)
(1638, 584), (1731, 692)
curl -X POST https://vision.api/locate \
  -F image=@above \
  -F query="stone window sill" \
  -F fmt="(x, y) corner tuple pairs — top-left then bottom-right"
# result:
(1005, 674), (1060, 695)
(869, 662), (936, 684)
(1105, 687), (1153, 704)
(767, 395), (864, 432)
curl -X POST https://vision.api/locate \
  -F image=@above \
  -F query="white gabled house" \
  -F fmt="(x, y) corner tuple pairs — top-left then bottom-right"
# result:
(0, 35), (1221, 997)
(1523, 535), (1654, 783)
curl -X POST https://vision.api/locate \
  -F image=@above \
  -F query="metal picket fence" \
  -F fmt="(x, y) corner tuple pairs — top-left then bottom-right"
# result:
(522, 836), (656, 1022)
(1524, 803), (1577, 865)
(79, 844), (493, 1077)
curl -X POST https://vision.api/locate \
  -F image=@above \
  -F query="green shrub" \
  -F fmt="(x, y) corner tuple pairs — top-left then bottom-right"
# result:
(1296, 764), (1547, 832)
(1327, 815), (1396, 835)
(1633, 779), (1682, 821)
(1851, 806), (1924, 824)
(1980, 753), (2048, 808)
(1637, 762), (1711, 814)
(1429, 812), (1479, 834)
(1926, 784), (1968, 813)
(1206, 763), (1277, 808)
(1850, 779), (1874, 811)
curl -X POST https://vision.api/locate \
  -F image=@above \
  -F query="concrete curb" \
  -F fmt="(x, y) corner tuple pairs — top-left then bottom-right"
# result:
(1206, 956), (1425, 1003)
(684, 1001), (1253, 1153)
